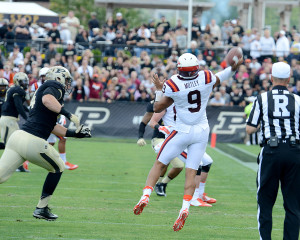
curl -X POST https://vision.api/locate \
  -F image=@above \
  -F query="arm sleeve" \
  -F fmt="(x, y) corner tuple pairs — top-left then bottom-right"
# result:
(43, 87), (63, 100)
(246, 98), (261, 127)
(13, 95), (27, 120)
(138, 122), (146, 138)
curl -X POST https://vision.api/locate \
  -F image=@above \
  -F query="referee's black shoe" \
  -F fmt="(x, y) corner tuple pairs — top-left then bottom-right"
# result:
(33, 206), (58, 221)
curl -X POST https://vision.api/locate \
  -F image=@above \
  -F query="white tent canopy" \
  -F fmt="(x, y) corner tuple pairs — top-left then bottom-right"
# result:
(0, 2), (58, 16)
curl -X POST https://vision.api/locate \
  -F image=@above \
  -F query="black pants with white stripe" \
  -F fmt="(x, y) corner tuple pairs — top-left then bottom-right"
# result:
(257, 143), (300, 240)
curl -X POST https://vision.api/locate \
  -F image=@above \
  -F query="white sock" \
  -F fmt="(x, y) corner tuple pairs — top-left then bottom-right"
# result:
(143, 187), (153, 197)
(181, 195), (192, 211)
(199, 182), (206, 196)
(181, 199), (191, 211)
(59, 153), (67, 163)
(192, 188), (200, 200)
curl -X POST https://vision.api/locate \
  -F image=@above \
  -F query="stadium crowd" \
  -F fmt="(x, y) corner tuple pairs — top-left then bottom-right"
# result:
(0, 11), (300, 105)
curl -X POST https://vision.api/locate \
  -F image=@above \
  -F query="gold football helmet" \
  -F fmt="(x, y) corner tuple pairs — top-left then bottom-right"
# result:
(45, 66), (73, 93)
(13, 72), (29, 90)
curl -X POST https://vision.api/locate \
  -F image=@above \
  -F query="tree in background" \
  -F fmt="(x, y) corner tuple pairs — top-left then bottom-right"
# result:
(50, 0), (150, 30)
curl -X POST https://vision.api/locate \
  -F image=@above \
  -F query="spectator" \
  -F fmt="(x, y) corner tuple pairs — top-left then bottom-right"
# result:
(60, 23), (71, 44)
(15, 17), (31, 50)
(187, 40), (199, 56)
(175, 27), (187, 50)
(250, 33), (261, 60)
(191, 16), (201, 41)
(148, 19), (156, 33)
(141, 56), (153, 71)
(0, 19), (9, 39)
(156, 15), (170, 34)
(249, 58), (261, 71)
(230, 87), (243, 106)
(260, 28), (275, 62)
(232, 19), (244, 37)
(88, 12), (100, 37)
(103, 84), (118, 103)
(48, 23), (61, 43)
(209, 92), (225, 106)
(78, 58), (93, 79)
(4, 24), (15, 52)
(106, 26), (116, 41)
(44, 42), (57, 64)
(116, 88), (130, 101)
(134, 31), (150, 57)
(75, 27), (89, 48)
(62, 40), (77, 65)
(115, 12), (128, 30)
(9, 45), (24, 66)
(89, 74), (103, 100)
(72, 77), (87, 102)
(138, 24), (151, 39)
(103, 16), (115, 30)
(221, 20), (233, 44)
(136, 90), (150, 102)
(219, 86), (231, 105)
(289, 34), (300, 62)
(275, 30), (290, 59)
(63, 11), (80, 41)
(241, 29), (253, 59)
(209, 19), (221, 41)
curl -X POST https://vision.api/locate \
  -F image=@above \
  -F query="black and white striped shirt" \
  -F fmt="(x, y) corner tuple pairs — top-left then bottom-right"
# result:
(247, 85), (300, 140)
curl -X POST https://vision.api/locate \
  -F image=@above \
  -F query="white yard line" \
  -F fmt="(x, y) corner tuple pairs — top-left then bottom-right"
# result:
(213, 147), (258, 172)
(227, 144), (258, 158)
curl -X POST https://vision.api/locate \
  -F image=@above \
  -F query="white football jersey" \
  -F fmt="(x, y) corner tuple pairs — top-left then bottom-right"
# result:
(163, 70), (216, 133)
(162, 104), (176, 127)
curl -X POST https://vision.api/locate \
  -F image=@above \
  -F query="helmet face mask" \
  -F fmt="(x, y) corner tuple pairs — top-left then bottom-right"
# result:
(0, 78), (9, 97)
(13, 72), (29, 90)
(177, 53), (200, 80)
(45, 66), (73, 93)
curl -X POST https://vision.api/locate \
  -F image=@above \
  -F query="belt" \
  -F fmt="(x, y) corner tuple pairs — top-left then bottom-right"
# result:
(263, 138), (300, 145)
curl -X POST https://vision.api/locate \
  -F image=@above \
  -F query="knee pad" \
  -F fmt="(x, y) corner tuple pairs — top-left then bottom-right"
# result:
(170, 157), (184, 168)
(202, 163), (212, 173)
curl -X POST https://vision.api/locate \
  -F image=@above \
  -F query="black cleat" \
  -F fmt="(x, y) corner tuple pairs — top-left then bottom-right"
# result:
(154, 183), (167, 197)
(16, 166), (30, 172)
(33, 206), (58, 221)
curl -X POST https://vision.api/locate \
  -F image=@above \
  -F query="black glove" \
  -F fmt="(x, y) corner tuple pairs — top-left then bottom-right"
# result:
(66, 125), (92, 138)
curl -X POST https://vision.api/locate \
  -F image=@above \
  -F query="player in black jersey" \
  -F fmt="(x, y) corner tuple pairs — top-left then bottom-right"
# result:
(137, 102), (184, 196)
(0, 66), (91, 221)
(0, 78), (9, 149)
(0, 72), (29, 145)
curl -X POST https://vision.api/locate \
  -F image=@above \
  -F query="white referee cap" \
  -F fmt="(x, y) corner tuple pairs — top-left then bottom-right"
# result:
(272, 62), (290, 78)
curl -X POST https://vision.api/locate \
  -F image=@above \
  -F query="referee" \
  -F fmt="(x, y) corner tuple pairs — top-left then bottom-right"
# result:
(246, 62), (300, 240)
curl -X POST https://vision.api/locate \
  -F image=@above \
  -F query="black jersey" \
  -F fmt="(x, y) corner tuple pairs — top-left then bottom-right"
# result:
(146, 102), (165, 139)
(22, 81), (65, 140)
(1, 86), (26, 118)
(0, 98), (4, 117)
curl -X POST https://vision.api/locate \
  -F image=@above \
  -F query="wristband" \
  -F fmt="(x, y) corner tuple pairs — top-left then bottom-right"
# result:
(154, 124), (160, 130)
(155, 91), (163, 102)
(59, 107), (72, 120)
(65, 129), (76, 137)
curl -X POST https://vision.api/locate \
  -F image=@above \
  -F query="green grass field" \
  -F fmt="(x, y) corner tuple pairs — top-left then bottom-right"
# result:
(0, 139), (286, 240)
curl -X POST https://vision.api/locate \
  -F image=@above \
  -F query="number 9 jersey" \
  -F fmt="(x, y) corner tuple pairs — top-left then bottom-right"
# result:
(162, 70), (216, 133)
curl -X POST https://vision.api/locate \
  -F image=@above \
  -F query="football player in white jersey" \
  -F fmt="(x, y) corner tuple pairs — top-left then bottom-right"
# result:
(133, 53), (243, 231)
(149, 103), (216, 207)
